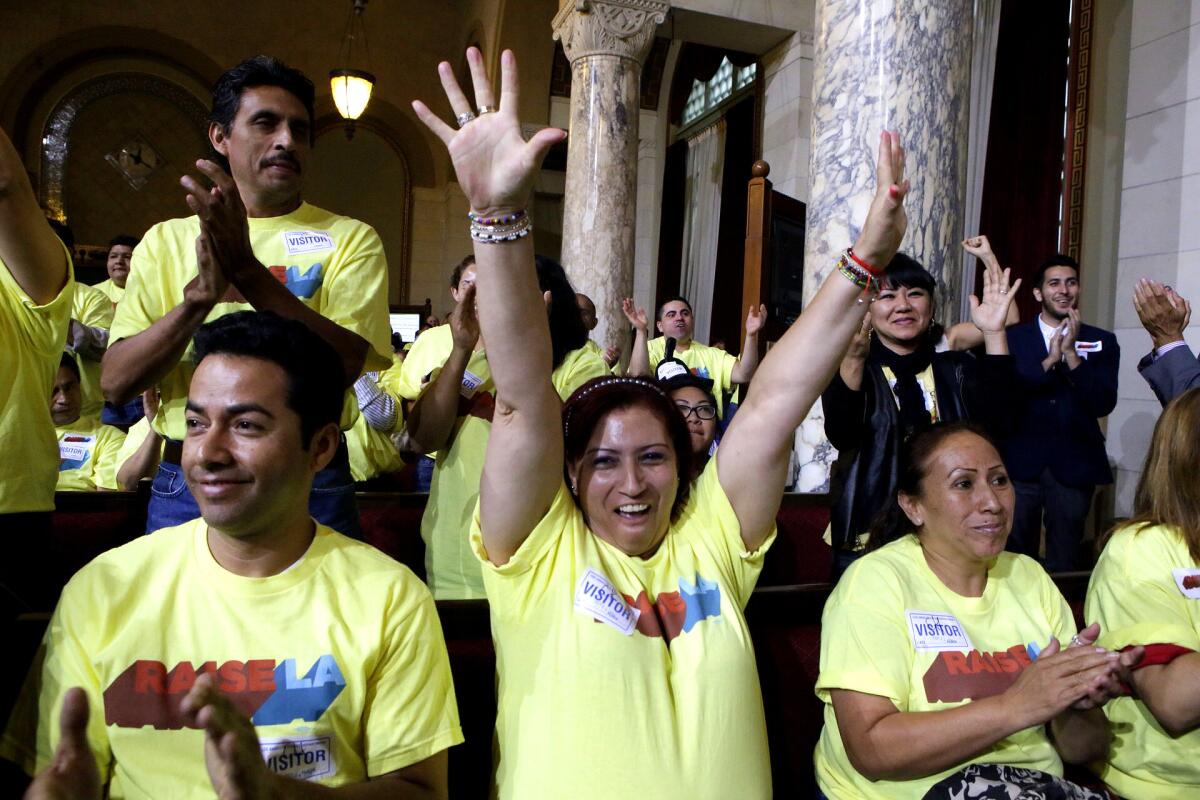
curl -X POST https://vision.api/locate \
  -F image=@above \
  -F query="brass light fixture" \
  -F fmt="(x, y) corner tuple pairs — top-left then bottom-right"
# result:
(330, 0), (375, 140)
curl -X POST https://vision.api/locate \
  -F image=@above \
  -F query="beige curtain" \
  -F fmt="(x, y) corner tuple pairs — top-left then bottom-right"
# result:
(679, 119), (726, 343)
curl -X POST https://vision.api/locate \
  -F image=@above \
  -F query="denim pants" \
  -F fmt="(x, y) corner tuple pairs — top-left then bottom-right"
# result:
(146, 437), (361, 538)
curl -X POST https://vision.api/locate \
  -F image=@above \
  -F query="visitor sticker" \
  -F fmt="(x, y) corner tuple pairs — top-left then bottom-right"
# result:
(575, 567), (640, 635)
(905, 610), (973, 652)
(260, 735), (335, 781)
(460, 369), (484, 395)
(58, 434), (95, 468)
(1172, 568), (1200, 599)
(1075, 340), (1102, 359)
(282, 231), (335, 256)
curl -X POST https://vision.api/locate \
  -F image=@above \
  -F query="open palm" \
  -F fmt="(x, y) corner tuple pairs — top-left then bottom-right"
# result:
(969, 262), (1021, 333)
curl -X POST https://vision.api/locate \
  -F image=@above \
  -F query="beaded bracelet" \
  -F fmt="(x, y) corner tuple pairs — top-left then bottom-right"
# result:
(468, 209), (527, 226)
(469, 209), (533, 243)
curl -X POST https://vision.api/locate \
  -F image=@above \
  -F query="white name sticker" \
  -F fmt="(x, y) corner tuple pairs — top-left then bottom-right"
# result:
(460, 368), (484, 395)
(1075, 340), (1102, 359)
(905, 610), (972, 652)
(1172, 568), (1200, 599)
(58, 436), (95, 464)
(282, 231), (335, 256)
(574, 567), (640, 635)
(260, 736), (335, 781)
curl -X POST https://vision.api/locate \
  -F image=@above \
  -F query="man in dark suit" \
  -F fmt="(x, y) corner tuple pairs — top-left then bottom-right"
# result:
(1002, 255), (1119, 571)
(1133, 278), (1196, 405)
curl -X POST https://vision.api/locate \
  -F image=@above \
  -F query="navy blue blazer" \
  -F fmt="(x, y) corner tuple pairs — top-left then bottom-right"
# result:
(1001, 320), (1118, 486)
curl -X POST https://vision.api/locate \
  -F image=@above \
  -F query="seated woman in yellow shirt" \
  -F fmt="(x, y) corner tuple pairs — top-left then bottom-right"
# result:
(413, 46), (911, 798)
(816, 422), (1139, 799)
(1086, 387), (1200, 800)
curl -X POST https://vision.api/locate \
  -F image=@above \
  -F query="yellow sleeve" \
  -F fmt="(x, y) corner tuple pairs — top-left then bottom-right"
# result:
(719, 350), (737, 388)
(0, 577), (113, 779)
(646, 337), (665, 367)
(471, 482), (573, 580)
(552, 347), (612, 400)
(362, 581), (463, 775)
(1086, 528), (1200, 651)
(110, 226), (167, 344)
(0, 243), (75, 356)
(74, 284), (114, 329)
(318, 222), (392, 372)
(815, 561), (914, 708)
(92, 425), (127, 491)
(396, 331), (443, 400)
(115, 418), (159, 476)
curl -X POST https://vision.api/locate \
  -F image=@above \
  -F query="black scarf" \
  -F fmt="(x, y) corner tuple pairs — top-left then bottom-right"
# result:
(869, 335), (936, 439)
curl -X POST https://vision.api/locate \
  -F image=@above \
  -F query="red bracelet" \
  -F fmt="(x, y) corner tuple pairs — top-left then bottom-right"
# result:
(847, 247), (883, 276)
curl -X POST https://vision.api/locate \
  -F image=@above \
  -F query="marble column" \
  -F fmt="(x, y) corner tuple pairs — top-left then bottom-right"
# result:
(553, 0), (668, 356)
(793, 0), (973, 493)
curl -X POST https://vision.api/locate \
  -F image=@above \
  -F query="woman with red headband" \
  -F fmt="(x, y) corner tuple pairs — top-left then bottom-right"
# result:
(413, 47), (908, 798)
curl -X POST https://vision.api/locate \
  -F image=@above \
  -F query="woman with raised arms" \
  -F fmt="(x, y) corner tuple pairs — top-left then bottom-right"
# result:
(413, 47), (908, 798)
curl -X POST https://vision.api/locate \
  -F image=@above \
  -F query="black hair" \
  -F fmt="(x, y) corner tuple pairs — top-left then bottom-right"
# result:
(192, 310), (342, 447)
(536, 254), (588, 369)
(867, 421), (999, 551)
(879, 252), (937, 294)
(108, 234), (140, 251)
(390, 331), (404, 353)
(210, 55), (315, 141)
(58, 352), (81, 381)
(1034, 254), (1079, 288)
(655, 295), (693, 322)
(450, 254), (476, 289)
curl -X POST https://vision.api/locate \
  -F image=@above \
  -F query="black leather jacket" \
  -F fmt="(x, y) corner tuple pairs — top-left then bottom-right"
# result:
(821, 352), (1014, 551)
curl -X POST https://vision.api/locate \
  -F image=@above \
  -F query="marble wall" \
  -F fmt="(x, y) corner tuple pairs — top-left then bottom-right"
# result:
(1106, 0), (1200, 516)
(760, 32), (815, 203)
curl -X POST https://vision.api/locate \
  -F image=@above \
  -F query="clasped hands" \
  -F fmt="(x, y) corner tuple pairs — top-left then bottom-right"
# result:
(181, 160), (258, 307)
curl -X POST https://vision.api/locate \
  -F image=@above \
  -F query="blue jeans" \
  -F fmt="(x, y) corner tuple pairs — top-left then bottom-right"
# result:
(146, 438), (361, 538)
(101, 397), (145, 427)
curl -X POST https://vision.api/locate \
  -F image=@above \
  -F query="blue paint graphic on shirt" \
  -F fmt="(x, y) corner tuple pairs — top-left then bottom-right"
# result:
(679, 575), (722, 633)
(251, 655), (346, 725)
(284, 263), (325, 299)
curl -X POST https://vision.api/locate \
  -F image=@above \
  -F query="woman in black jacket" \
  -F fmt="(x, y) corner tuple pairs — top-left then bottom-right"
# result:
(822, 252), (1019, 576)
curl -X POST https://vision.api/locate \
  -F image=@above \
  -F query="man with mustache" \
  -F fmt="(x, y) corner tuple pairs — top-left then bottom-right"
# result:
(1002, 254), (1118, 571)
(102, 56), (391, 535)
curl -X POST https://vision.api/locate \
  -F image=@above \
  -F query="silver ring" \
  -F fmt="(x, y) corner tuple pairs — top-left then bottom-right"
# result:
(1000, 289), (1008, 294)
(456, 111), (477, 128)
(1069, 634), (1084, 647)
(477, 105), (496, 115)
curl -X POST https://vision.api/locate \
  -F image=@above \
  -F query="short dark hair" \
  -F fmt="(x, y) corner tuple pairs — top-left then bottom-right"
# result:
(562, 377), (693, 520)
(58, 352), (81, 381)
(449, 254), (476, 289)
(655, 295), (693, 322)
(1034, 254), (1079, 288)
(210, 56), (315, 141)
(867, 422), (998, 551)
(536, 254), (588, 369)
(108, 234), (140, 251)
(192, 311), (342, 447)
(880, 252), (937, 294)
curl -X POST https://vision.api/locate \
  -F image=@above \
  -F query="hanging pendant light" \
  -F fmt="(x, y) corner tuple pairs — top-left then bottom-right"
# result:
(330, 0), (375, 140)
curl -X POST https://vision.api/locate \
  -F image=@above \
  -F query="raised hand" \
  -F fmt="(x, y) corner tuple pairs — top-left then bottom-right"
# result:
(413, 48), (566, 216)
(183, 231), (230, 308)
(852, 131), (910, 270)
(603, 344), (621, 367)
(845, 312), (872, 363)
(745, 303), (768, 336)
(1062, 308), (1081, 352)
(181, 674), (274, 800)
(449, 282), (480, 351)
(1134, 278), (1191, 349)
(23, 689), (101, 800)
(961, 235), (998, 266)
(621, 297), (649, 332)
(142, 387), (160, 421)
(968, 259), (1021, 334)
(181, 160), (256, 280)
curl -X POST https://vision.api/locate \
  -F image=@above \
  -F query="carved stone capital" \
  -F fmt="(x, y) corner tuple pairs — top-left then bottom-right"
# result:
(552, 0), (668, 65)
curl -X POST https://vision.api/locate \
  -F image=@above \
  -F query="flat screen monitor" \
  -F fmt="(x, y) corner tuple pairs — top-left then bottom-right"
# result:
(388, 313), (421, 347)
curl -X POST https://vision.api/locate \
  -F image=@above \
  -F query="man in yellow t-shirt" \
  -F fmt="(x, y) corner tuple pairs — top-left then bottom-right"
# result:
(576, 292), (620, 369)
(3, 311), (462, 797)
(92, 234), (137, 306)
(67, 281), (114, 418)
(51, 353), (125, 491)
(104, 56), (391, 536)
(1086, 523), (1200, 799)
(646, 296), (766, 415)
(815, 535), (1078, 799)
(346, 356), (406, 481)
(0, 123), (74, 614)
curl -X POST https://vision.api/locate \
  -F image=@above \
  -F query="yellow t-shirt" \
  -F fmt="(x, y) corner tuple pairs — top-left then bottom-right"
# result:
(93, 278), (124, 305)
(815, 535), (1076, 799)
(0, 248), (75, 513)
(1085, 523), (1200, 799)
(70, 282), (115, 417)
(647, 336), (738, 413)
(346, 359), (406, 482)
(55, 416), (125, 491)
(114, 417), (161, 488)
(421, 345), (609, 599)
(395, 325), (453, 401)
(470, 460), (775, 799)
(110, 203), (392, 440)
(0, 518), (463, 796)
